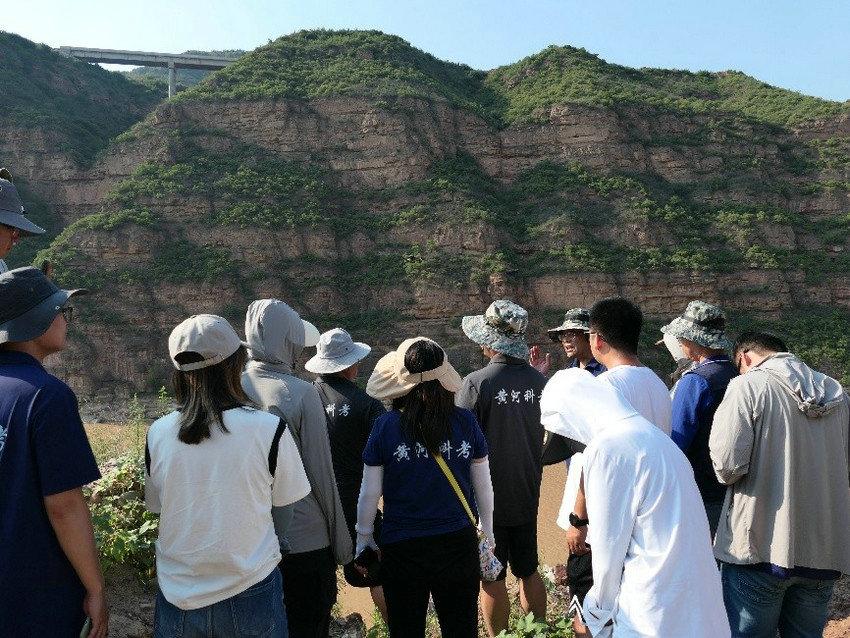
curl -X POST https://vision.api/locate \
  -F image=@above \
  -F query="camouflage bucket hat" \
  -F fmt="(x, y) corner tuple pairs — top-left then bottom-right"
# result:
(547, 307), (590, 342)
(661, 300), (731, 351)
(462, 299), (529, 359)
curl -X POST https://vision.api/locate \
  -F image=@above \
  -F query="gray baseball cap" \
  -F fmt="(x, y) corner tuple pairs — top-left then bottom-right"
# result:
(168, 314), (245, 371)
(0, 169), (46, 236)
(305, 328), (371, 375)
(0, 267), (87, 344)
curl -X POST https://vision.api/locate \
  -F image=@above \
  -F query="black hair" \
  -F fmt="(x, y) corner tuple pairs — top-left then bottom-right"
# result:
(733, 331), (787, 357)
(171, 345), (252, 445)
(589, 297), (643, 355)
(391, 340), (455, 453)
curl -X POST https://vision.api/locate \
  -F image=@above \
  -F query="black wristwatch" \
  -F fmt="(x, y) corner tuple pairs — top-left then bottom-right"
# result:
(569, 512), (589, 528)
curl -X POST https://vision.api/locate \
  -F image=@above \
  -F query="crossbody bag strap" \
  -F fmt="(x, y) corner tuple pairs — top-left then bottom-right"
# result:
(432, 453), (477, 527)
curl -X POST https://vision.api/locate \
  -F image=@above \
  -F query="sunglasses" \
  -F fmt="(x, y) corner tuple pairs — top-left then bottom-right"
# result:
(734, 349), (750, 373)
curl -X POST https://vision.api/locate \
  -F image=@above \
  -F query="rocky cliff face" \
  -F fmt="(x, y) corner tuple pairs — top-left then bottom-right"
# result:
(4, 32), (849, 395)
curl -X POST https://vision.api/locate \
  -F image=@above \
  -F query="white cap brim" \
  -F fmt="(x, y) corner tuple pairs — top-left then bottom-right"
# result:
(302, 319), (321, 347)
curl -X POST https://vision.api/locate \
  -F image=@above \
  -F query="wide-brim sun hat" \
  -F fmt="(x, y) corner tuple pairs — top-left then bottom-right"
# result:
(366, 337), (463, 402)
(547, 307), (591, 342)
(0, 267), (87, 344)
(661, 300), (732, 351)
(0, 169), (46, 236)
(305, 327), (371, 374)
(461, 299), (530, 359)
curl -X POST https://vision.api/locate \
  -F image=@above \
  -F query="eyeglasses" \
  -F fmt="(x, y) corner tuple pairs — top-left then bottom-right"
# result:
(60, 305), (75, 323)
(588, 330), (605, 342)
(735, 349), (750, 373)
(558, 332), (583, 343)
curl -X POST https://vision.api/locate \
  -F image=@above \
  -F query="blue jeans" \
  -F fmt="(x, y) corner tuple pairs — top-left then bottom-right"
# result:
(721, 562), (835, 638)
(154, 568), (287, 638)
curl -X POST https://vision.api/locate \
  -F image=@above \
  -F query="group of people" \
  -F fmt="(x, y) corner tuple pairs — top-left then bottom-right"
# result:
(0, 162), (849, 638)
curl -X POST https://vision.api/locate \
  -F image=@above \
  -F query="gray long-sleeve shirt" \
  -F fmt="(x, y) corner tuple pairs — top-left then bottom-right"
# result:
(242, 299), (353, 565)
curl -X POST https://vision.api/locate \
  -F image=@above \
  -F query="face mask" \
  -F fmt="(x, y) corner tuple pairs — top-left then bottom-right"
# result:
(663, 332), (685, 361)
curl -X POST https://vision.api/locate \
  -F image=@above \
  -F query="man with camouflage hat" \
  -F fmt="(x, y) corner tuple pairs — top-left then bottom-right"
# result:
(535, 308), (607, 466)
(662, 300), (737, 537)
(0, 169), (46, 273)
(456, 300), (548, 637)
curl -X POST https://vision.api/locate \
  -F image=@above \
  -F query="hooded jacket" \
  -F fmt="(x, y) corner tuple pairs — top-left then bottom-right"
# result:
(710, 353), (850, 573)
(541, 369), (729, 638)
(241, 300), (353, 564)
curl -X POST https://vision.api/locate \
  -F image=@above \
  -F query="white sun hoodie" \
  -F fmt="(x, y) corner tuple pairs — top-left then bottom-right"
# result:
(541, 368), (730, 638)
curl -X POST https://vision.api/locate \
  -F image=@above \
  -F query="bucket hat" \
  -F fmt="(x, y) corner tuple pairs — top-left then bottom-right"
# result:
(461, 300), (529, 359)
(661, 300), (731, 351)
(366, 337), (463, 402)
(305, 328), (371, 374)
(547, 307), (591, 342)
(0, 169), (46, 236)
(168, 314), (244, 371)
(0, 267), (87, 344)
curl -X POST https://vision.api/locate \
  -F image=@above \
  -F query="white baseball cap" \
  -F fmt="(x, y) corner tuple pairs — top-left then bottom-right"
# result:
(168, 314), (244, 371)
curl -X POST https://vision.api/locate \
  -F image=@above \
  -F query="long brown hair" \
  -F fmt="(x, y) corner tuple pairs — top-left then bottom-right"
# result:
(392, 339), (455, 452)
(171, 345), (252, 444)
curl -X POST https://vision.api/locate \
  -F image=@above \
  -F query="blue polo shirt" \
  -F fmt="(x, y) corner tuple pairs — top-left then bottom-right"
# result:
(0, 350), (101, 637)
(363, 407), (488, 545)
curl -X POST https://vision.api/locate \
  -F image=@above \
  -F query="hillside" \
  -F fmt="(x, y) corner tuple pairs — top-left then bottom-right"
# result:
(0, 31), (163, 166)
(179, 30), (849, 129)
(2, 29), (847, 394)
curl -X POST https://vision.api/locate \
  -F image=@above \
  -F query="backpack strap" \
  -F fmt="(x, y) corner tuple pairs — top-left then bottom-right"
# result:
(268, 416), (288, 476)
(432, 453), (477, 527)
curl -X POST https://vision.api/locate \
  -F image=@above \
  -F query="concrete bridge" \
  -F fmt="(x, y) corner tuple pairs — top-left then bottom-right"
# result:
(56, 47), (237, 97)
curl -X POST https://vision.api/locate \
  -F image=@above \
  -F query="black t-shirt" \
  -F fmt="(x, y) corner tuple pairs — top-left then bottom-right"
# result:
(456, 354), (547, 526)
(313, 375), (385, 532)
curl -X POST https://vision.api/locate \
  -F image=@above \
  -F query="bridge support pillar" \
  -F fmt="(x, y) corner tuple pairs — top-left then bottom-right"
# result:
(168, 62), (176, 98)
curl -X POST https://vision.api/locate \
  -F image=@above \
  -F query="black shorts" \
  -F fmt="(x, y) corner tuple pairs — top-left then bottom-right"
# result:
(566, 551), (593, 605)
(492, 520), (539, 580)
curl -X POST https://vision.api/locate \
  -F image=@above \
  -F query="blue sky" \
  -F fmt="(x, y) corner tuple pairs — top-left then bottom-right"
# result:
(5, 0), (850, 101)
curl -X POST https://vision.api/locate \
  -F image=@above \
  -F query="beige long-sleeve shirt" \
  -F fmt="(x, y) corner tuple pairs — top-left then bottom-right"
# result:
(710, 353), (850, 573)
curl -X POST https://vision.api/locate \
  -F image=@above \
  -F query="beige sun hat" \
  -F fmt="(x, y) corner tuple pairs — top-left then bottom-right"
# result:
(366, 337), (463, 402)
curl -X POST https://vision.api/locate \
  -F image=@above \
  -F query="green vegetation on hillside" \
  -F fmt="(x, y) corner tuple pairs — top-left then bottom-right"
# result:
(0, 32), (163, 165)
(177, 30), (849, 129)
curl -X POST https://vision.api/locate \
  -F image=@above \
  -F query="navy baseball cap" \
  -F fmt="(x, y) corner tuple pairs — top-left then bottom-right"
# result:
(0, 168), (46, 236)
(0, 267), (87, 344)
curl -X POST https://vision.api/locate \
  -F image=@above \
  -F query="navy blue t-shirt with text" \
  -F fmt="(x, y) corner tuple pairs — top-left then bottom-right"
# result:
(0, 351), (101, 637)
(363, 407), (488, 545)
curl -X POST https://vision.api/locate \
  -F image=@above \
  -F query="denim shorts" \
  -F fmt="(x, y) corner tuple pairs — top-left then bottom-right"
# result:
(154, 568), (287, 638)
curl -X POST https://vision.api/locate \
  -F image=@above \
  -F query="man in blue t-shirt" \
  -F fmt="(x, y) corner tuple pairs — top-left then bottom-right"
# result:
(0, 267), (107, 638)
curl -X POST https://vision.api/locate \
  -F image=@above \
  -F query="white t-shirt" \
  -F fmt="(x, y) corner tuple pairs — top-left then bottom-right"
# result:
(599, 365), (672, 435)
(145, 407), (310, 610)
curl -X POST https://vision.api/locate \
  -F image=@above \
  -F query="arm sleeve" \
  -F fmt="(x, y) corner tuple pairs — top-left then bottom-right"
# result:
(272, 504), (295, 555)
(582, 445), (637, 638)
(31, 385), (101, 496)
(299, 388), (354, 564)
(144, 434), (161, 513)
(355, 464), (383, 554)
(670, 374), (711, 452)
(271, 428), (311, 507)
(470, 457), (494, 541)
(709, 378), (757, 485)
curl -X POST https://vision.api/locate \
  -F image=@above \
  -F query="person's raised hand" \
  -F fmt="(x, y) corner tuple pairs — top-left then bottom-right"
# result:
(529, 345), (552, 376)
(566, 524), (590, 556)
(84, 587), (109, 638)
